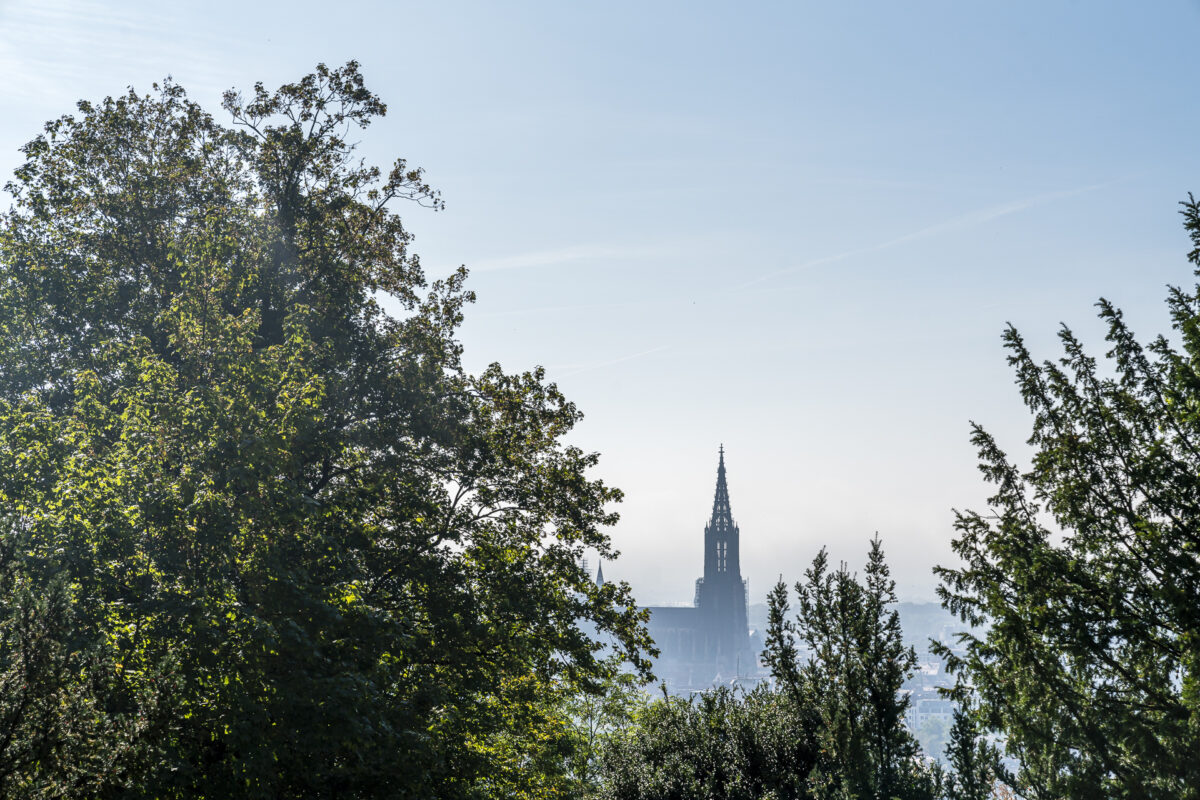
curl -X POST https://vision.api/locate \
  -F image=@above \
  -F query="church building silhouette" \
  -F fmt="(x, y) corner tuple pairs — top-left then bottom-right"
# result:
(643, 447), (761, 691)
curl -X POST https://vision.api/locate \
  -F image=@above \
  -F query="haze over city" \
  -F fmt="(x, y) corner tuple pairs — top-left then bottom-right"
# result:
(3, 0), (1199, 605)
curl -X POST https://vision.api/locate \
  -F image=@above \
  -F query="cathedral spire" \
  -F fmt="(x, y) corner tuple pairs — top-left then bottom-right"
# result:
(710, 444), (734, 530)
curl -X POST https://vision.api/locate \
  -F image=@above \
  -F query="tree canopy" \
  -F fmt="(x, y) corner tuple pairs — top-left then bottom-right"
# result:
(936, 198), (1200, 799)
(0, 62), (651, 798)
(765, 538), (939, 800)
(601, 539), (945, 800)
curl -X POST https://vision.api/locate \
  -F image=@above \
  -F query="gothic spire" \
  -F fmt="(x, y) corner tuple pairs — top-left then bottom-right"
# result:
(709, 444), (734, 530)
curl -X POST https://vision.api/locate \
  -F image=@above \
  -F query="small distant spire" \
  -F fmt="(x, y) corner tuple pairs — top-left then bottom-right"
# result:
(596, 563), (605, 587)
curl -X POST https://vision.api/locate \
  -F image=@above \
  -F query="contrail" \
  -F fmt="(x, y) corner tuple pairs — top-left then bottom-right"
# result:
(555, 345), (671, 377)
(469, 243), (672, 273)
(735, 180), (1119, 290)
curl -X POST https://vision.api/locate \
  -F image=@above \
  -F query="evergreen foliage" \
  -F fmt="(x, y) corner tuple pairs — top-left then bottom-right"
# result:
(766, 537), (939, 800)
(936, 199), (1200, 799)
(0, 64), (651, 798)
(601, 540), (943, 800)
(942, 709), (1001, 800)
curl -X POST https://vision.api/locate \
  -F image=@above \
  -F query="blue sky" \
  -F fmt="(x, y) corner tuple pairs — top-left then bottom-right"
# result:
(2, 1), (1198, 602)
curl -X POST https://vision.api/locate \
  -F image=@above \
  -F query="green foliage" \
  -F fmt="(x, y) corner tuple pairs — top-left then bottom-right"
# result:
(766, 537), (939, 800)
(601, 540), (941, 800)
(935, 198), (1200, 798)
(0, 63), (651, 798)
(599, 685), (818, 800)
(462, 662), (650, 800)
(562, 661), (649, 792)
(0, 566), (176, 796)
(942, 710), (1001, 800)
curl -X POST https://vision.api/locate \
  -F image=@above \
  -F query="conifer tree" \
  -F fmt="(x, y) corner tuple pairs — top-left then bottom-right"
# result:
(936, 198), (1200, 799)
(766, 538), (938, 800)
(943, 709), (1001, 800)
(600, 540), (937, 799)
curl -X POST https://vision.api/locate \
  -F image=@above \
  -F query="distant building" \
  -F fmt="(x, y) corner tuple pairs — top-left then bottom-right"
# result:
(907, 691), (955, 729)
(645, 447), (763, 692)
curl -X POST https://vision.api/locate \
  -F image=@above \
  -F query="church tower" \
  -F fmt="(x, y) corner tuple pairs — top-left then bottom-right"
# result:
(695, 446), (750, 672)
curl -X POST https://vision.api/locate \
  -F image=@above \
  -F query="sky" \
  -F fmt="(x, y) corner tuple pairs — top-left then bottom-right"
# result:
(2, 1), (1199, 603)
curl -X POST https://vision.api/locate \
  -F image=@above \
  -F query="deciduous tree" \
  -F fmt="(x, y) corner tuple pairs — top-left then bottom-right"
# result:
(0, 63), (650, 798)
(598, 685), (818, 800)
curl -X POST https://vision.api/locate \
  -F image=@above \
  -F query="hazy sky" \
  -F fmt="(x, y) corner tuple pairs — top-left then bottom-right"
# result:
(2, 1), (1199, 603)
